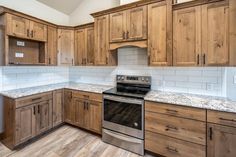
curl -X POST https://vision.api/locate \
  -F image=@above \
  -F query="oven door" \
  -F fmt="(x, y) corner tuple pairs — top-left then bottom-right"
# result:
(103, 95), (144, 139)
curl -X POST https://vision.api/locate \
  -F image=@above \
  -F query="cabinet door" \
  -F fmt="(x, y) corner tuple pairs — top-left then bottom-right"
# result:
(94, 15), (109, 65)
(89, 101), (102, 134)
(47, 26), (57, 65)
(37, 100), (53, 135)
(6, 14), (30, 38)
(75, 29), (86, 65)
(148, 2), (171, 66)
(58, 29), (75, 66)
(207, 124), (236, 157)
(109, 11), (126, 42)
(30, 21), (47, 41)
(202, 2), (229, 66)
(15, 105), (36, 145)
(64, 90), (74, 124)
(53, 90), (64, 127)
(74, 98), (86, 127)
(86, 27), (95, 65)
(126, 6), (147, 40)
(173, 6), (201, 66)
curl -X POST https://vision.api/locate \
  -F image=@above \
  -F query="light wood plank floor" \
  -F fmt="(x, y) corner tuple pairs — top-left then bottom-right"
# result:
(0, 125), (156, 157)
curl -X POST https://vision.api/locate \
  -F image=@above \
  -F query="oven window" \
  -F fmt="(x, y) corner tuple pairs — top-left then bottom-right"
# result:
(104, 99), (142, 130)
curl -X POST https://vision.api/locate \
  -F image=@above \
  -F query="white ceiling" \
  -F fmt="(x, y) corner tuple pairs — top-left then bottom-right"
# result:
(37, 0), (83, 15)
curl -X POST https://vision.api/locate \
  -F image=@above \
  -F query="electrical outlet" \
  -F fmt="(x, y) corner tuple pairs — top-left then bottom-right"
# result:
(17, 41), (25, 46)
(234, 75), (236, 84)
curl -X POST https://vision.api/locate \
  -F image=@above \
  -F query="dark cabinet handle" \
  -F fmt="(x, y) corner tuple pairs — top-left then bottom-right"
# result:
(33, 106), (36, 115)
(31, 30), (34, 38)
(203, 54), (206, 65)
(209, 127), (213, 140)
(166, 109), (178, 114)
(166, 146), (178, 153)
(165, 125), (178, 131)
(123, 32), (126, 39)
(197, 54), (200, 65)
(219, 117), (236, 122)
(27, 29), (30, 37)
(49, 58), (51, 65)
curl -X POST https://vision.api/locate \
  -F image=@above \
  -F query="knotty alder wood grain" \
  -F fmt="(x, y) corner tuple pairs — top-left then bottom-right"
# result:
(0, 125), (155, 157)
(47, 26), (57, 65)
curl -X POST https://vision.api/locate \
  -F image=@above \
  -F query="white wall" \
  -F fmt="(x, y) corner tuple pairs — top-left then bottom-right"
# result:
(120, 0), (139, 5)
(0, 0), (69, 25)
(69, 0), (120, 25)
(226, 68), (236, 101)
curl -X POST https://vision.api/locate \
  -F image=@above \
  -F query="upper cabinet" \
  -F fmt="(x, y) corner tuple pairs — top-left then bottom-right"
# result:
(47, 26), (58, 66)
(94, 15), (117, 66)
(173, 0), (232, 66)
(57, 28), (75, 66)
(148, 1), (172, 66)
(109, 6), (147, 49)
(6, 14), (47, 42)
(75, 23), (94, 66)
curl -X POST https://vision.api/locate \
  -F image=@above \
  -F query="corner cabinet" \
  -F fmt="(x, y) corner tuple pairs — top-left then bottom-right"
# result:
(148, 1), (172, 66)
(173, 1), (230, 66)
(94, 15), (117, 66)
(57, 28), (75, 66)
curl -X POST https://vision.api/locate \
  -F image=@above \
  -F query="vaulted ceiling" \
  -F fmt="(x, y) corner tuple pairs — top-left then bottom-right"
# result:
(37, 0), (83, 15)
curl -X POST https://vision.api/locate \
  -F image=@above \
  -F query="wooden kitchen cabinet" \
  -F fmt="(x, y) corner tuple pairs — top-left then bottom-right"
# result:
(6, 13), (30, 39)
(74, 98), (87, 128)
(75, 23), (94, 66)
(57, 28), (75, 66)
(173, 6), (201, 66)
(89, 101), (102, 134)
(47, 26), (58, 65)
(202, 1), (229, 66)
(15, 105), (37, 145)
(2, 92), (53, 149)
(207, 123), (236, 157)
(173, 1), (230, 66)
(53, 90), (64, 127)
(64, 89), (75, 124)
(6, 13), (47, 42)
(148, 1), (172, 66)
(94, 15), (117, 66)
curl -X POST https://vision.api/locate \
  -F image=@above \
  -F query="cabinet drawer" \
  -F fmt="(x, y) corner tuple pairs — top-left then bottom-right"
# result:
(73, 91), (102, 102)
(207, 110), (236, 128)
(145, 131), (206, 157)
(15, 92), (53, 108)
(145, 101), (206, 121)
(145, 111), (206, 145)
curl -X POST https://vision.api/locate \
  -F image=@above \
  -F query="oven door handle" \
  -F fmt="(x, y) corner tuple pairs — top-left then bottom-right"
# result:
(103, 95), (143, 105)
(104, 129), (142, 144)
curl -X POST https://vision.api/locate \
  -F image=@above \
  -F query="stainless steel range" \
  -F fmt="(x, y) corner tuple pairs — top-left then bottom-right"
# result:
(102, 75), (151, 155)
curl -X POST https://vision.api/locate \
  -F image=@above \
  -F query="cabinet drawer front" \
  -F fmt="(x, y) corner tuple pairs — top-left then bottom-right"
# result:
(207, 110), (236, 127)
(145, 111), (206, 145)
(72, 91), (102, 102)
(145, 101), (206, 121)
(15, 92), (53, 108)
(145, 131), (206, 157)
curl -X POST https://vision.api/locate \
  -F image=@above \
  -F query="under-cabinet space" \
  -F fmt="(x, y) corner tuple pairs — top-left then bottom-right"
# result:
(8, 37), (46, 65)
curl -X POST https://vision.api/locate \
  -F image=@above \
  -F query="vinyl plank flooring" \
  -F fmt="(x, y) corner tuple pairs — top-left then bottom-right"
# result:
(0, 125), (156, 157)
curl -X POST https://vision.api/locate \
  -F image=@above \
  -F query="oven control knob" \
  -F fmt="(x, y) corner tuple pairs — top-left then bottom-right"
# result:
(141, 77), (145, 81)
(121, 76), (125, 80)
(134, 122), (138, 127)
(145, 78), (149, 82)
(117, 76), (121, 80)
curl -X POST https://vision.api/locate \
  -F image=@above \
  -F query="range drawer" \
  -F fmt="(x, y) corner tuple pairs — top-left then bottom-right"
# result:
(145, 131), (206, 157)
(72, 91), (102, 102)
(207, 110), (236, 128)
(15, 92), (53, 108)
(145, 101), (206, 121)
(145, 111), (206, 145)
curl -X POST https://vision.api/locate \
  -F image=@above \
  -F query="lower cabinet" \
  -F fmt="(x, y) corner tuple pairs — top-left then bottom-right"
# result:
(3, 92), (53, 149)
(53, 90), (64, 127)
(65, 90), (102, 134)
(64, 89), (75, 124)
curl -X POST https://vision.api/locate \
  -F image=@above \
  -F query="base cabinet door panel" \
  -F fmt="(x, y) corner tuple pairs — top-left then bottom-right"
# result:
(74, 98), (86, 127)
(207, 123), (236, 157)
(36, 100), (53, 135)
(64, 90), (75, 124)
(89, 101), (102, 134)
(53, 90), (64, 127)
(15, 105), (36, 145)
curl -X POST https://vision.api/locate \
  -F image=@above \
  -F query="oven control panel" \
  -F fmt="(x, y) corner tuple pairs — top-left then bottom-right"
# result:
(117, 75), (151, 84)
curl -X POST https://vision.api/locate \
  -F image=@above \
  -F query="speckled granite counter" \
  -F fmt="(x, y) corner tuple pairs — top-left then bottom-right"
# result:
(145, 90), (236, 114)
(0, 82), (113, 99)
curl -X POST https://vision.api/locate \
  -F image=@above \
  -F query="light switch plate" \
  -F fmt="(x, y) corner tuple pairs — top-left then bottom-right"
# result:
(15, 52), (24, 58)
(234, 75), (236, 84)
(17, 41), (25, 46)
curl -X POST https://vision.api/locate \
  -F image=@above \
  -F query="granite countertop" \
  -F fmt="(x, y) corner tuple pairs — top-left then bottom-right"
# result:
(145, 90), (236, 114)
(0, 82), (113, 99)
